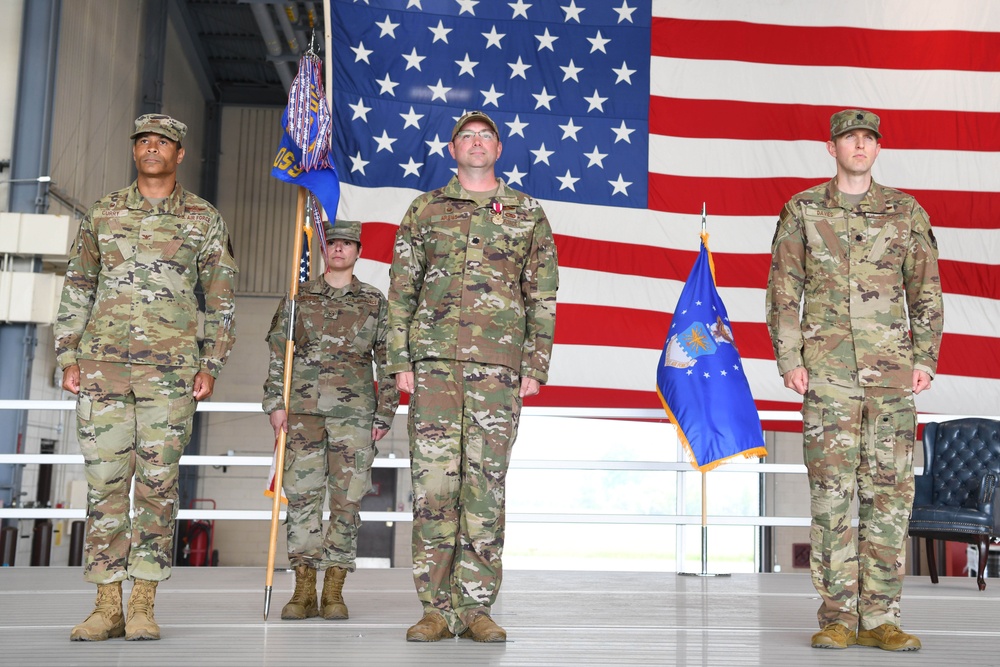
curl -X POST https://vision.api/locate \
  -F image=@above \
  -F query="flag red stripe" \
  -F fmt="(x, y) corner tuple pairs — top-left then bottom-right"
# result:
(648, 173), (1000, 230)
(552, 234), (772, 285)
(938, 332), (1000, 381)
(649, 97), (1000, 152)
(939, 260), (1000, 300)
(366, 223), (996, 301)
(555, 304), (1000, 380)
(365, 221), (773, 286)
(651, 18), (1000, 72)
(360, 222), (398, 263)
(554, 235), (995, 301)
(523, 385), (662, 409)
(525, 384), (803, 422)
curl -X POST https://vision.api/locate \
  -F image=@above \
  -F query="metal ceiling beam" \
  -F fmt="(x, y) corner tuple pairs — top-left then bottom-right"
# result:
(217, 84), (287, 107)
(167, 0), (219, 103)
(137, 0), (168, 115)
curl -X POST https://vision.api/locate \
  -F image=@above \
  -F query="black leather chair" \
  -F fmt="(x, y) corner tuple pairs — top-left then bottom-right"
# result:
(908, 418), (1000, 590)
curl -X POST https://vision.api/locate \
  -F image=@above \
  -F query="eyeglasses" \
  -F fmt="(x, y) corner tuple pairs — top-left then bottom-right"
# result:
(454, 129), (497, 142)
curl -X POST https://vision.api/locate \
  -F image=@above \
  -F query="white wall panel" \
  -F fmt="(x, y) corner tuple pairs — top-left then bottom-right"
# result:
(48, 0), (143, 215)
(216, 106), (300, 296)
(45, 1), (214, 225)
(163, 18), (204, 195)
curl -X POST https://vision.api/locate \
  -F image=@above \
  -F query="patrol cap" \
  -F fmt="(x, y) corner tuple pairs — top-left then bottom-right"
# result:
(451, 110), (500, 141)
(130, 114), (187, 142)
(323, 219), (361, 243)
(830, 109), (881, 140)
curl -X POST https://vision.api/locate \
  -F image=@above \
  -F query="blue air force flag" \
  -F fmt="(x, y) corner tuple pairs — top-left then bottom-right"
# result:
(656, 234), (767, 471)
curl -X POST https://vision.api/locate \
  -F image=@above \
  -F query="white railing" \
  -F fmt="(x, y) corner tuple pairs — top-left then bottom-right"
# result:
(0, 400), (987, 525)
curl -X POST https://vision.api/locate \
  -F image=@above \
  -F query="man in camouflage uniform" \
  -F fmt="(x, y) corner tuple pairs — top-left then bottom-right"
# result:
(388, 110), (558, 643)
(55, 114), (237, 642)
(262, 219), (398, 622)
(766, 109), (943, 652)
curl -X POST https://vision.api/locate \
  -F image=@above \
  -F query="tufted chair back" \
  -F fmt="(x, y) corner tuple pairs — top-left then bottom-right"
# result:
(908, 418), (1000, 590)
(926, 419), (1000, 516)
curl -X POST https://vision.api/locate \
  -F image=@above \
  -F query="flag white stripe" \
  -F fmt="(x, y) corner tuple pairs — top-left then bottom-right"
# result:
(344, 185), (1000, 264)
(649, 136), (1000, 192)
(557, 267), (998, 340)
(355, 258), (391, 296)
(651, 57), (1000, 112)
(358, 258), (997, 343)
(934, 228), (1000, 266)
(548, 343), (1000, 409)
(338, 183), (422, 224)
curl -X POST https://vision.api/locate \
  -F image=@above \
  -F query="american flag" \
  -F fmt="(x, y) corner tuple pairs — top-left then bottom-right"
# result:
(330, 0), (1000, 418)
(299, 231), (311, 283)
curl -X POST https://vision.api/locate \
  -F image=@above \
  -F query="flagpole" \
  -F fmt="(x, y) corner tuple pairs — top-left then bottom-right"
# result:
(679, 202), (730, 579)
(263, 186), (309, 619)
(678, 471), (730, 578)
(324, 0), (333, 113)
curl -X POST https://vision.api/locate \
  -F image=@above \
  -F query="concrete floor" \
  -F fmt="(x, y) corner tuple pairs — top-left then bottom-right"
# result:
(1, 566), (998, 666)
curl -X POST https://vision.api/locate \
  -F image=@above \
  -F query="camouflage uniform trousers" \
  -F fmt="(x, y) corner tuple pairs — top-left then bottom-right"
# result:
(803, 381), (916, 631)
(76, 360), (197, 584)
(409, 359), (522, 634)
(283, 413), (377, 571)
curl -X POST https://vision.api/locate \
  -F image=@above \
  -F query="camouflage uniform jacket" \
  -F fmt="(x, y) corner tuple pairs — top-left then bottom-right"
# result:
(54, 181), (237, 376)
(765, 178), (943, 388)
(387, 176), (559, 382)
(263, 277), (398, 429)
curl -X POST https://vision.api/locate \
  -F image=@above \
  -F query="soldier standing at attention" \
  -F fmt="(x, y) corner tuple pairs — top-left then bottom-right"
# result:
(766, 109), (943, 652)
(56, 114), (238, 641)
(263, 219), (398, 621)
(388, 110), (558, 643)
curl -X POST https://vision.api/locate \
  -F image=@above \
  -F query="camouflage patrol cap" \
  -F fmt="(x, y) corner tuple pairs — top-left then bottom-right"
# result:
(451, 110), (500, 141)
(323, 219), (361, 243)
(830, 109), (881, 139)
(130, 114), (187, 142)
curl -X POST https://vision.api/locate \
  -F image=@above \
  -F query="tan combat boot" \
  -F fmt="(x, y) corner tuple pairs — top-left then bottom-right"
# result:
(70, 582), (125, 641)
(811, 622), (857, 649)
(460, 613), (507, 642)
(857, 624), (921, 651)
(125, 579), (160, 641)
(406, 612), (454, 642)
(320, 567), (349, 619)
(281, 565), (319, 620)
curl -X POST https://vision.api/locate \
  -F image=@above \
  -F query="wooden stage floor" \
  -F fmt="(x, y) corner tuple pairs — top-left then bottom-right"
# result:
(1, 566), (997, 666)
